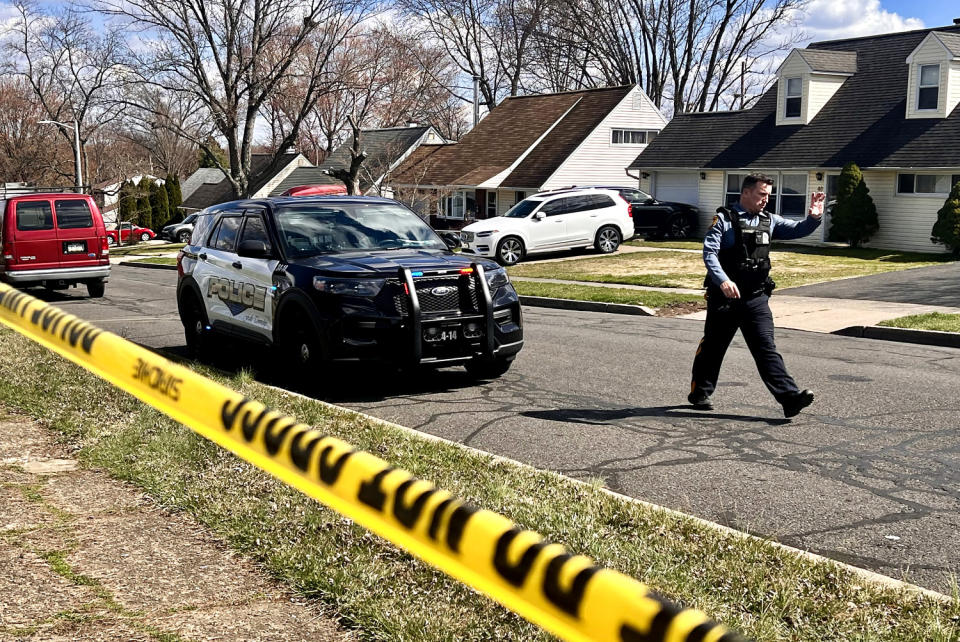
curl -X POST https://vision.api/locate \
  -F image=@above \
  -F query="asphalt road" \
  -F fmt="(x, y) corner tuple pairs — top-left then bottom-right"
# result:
(25, 264), (960, 593)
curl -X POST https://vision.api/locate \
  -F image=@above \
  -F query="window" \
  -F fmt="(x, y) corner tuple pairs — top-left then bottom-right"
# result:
(784, 77), (802, 118)
(212, 215), (242, 251)
(54, 200), (93, 229)
(611, 129), (660, 145)
(577, 194), (616, 211)
(897, 173), (960, 195)
(442, 190), (476, 219)
(540, 197), (575, 216)
(779, 174), (807, 217)
(918, 64), (940, 110)
(239, 215), (272, 253)
(16, 201), (53, 231)
(514, 191), (527, 204)
(486, 191), (497, 218)
(725, 173), (746, 207)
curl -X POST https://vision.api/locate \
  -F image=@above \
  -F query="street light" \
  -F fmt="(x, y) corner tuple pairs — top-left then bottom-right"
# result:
(39, 119), (83, 193)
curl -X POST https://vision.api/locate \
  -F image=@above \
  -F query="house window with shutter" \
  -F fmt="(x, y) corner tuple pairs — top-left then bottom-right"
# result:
(784, 78), (802, 118)
(918, 64), (940, 110)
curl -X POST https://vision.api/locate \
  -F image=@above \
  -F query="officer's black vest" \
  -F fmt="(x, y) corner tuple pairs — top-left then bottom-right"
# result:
(712, 206), (772, 296)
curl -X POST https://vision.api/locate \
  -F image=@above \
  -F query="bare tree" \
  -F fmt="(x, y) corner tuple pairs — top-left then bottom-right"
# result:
(534, 0), (804, 113)
(325, 114), (366, 195)
(0, 78), (61, 183)
(396, 0), (550, 110)
(3, 1), (124, 187)
(98, 0), (373, 198)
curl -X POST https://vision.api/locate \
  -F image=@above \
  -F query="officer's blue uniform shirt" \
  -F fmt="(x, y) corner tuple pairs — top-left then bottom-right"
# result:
(703, 202), (822, 288)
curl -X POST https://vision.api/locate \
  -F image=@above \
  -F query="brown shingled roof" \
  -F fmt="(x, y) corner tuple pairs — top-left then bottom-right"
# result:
(391, 85), (634, 189)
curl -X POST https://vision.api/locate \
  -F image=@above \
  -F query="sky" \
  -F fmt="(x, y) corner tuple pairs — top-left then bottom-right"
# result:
(798, 0), (956, 43)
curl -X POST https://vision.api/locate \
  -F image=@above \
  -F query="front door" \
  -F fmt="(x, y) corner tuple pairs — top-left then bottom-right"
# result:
(198, 212), (244, 328)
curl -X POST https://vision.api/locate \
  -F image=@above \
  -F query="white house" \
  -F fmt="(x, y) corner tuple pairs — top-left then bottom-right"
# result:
(390, 85), (668, 226)
(629, 23), (960, 253)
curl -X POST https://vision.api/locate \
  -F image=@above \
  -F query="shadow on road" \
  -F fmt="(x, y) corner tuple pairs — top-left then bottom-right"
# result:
(522, 406), (790, 426)
(159, 341), (486, 403)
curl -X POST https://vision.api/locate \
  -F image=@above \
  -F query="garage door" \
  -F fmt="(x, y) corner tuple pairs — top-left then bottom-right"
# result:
(653, 172), (698, 205)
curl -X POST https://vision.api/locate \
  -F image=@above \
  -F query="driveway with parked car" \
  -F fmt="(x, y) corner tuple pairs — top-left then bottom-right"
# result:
(460, 187), (635, 265)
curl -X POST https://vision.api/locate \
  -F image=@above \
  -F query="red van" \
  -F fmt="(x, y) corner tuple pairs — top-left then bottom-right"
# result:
(0, 193), (110, 297)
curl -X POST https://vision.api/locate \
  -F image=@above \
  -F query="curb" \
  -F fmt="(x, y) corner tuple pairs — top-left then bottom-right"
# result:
(519, 295), (655, 316)
(119, 260), (177, 270)
(833, 325), (960, 348)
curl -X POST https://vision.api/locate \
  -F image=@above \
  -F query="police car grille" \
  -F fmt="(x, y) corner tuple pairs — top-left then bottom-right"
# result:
(391, 276), (479, 315)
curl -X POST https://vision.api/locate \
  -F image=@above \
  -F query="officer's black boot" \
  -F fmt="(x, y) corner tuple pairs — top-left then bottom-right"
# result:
(687, 388), (713, 410)
(782, 389), (814, 418)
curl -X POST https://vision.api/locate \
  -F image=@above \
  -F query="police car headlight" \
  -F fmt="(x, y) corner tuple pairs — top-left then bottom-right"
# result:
(476, 230), (497, 237)
(313, 276), (385, 296)
(484, 266), (509, 290)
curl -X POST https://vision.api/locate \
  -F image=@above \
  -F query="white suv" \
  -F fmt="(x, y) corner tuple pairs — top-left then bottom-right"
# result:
(459, 188), (634, 266)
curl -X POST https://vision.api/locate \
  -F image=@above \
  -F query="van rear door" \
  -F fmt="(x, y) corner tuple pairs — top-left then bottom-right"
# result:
(11, 199), (59, 272)
(53, 198), (100, 268)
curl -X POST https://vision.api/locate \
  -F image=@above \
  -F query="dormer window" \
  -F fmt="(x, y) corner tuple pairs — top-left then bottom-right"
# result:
(918, 64), (940, 110)
(785, 78), (802, 118)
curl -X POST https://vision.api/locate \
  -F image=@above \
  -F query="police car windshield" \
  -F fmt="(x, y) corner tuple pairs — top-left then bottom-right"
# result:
(275, 203), (446, 258)
(503, 199), (541, 219)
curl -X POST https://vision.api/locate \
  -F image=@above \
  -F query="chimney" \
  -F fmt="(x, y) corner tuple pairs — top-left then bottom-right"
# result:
(954, 17), (960, 24)
(406, 121), (419, 128)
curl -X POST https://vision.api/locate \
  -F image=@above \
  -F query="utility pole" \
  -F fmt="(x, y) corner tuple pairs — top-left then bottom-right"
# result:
(473, 76), (480, 128)
(39, 119), (83, 192)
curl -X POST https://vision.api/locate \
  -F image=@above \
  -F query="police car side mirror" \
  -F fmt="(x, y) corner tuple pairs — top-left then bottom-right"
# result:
(643, 198), (656, 205)
(533, 212), (545, 220)
(438, 231), (461, 250)
(237, 239), (273, 259)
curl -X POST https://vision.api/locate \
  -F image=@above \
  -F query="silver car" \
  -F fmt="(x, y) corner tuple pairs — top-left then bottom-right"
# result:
(160, 213), (198, 243)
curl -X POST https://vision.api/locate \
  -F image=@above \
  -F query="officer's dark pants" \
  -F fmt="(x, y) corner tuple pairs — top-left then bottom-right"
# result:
(690, 292), (800, 402)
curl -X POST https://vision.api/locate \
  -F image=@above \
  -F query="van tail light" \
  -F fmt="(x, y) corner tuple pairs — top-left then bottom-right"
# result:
(2, 241), (14, 265)
(100, 236), (110, 257)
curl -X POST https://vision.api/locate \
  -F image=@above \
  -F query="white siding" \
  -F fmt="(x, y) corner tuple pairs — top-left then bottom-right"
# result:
(544, 87), (668, 189)
(697, 171), (724, 233)
(905, 35), (953, 119)
(806, 75), (846, 122)
(860, 170), (950, 253)
(949, 60), (960, 115)
(775, 53), (809, 126)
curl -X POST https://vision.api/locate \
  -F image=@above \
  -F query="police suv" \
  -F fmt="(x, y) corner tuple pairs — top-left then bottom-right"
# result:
(176, 196), (524, 379)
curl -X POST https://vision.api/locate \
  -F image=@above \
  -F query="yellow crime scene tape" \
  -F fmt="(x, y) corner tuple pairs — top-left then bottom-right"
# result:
(0, 281), (747, 642)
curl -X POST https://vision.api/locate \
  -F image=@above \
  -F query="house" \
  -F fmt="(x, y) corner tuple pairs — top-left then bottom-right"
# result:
(389, 85), (667, 227)
(270, 125), (445, 198)
(92, 175), (163, 226)
(629, 23), (960, 253)
(179, 152), (309, 212)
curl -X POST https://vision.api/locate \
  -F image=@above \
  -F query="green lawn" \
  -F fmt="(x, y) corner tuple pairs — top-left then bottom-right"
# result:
(110, 243), (184, 256)
(0, 328), (956, 641)
(127, 257), (177, 266)
(508, 245), (954, 290)
(878, 312), (960, 332)
(512, 280), (704, 312)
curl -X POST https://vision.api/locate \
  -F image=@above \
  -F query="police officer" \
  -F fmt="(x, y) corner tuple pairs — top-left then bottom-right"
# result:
(688, 173), (825, 418)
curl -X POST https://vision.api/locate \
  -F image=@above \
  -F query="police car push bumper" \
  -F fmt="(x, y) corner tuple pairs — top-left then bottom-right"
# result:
(399, 262), (521, 366)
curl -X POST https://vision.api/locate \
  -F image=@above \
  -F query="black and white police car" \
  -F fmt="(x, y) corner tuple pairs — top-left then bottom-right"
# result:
(175, 196), (523, 379)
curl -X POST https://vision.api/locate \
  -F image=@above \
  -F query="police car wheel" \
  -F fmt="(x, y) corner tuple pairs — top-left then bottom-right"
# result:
(281, 310), (325, 377)
(594, 226), (621, 254)
(465, 357), (513, 379)
(180, 293), (210, 357)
